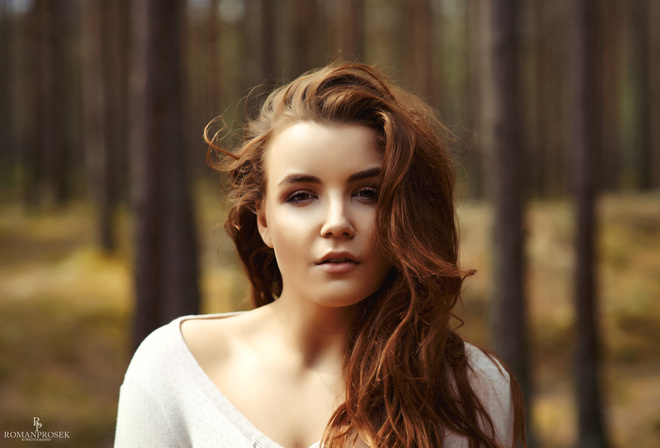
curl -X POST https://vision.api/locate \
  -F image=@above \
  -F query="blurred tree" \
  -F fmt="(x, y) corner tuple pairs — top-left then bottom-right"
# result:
(244, 0), (277, 115)
(600, 0), (624, 191)
(332, 0), (365, 62)
(48, 0), (74, 204)
(570, 0), (610, 446)
(485, 0), (534, 443)
(650, 0), (660, 187)
(131, 0), (201, 349)
(0, 0), (16, 181)
(291, 0), (325, 76)
(403, 0), (434, 102)
(207, 0), (222, 117)
(629, 0), (653, 190)
(81, 0), (121, 251)
(106, 0), (131, 202)
(22, 0), (49, 207)
(465, 0), (490, 198)
(529, 0), (569, 197)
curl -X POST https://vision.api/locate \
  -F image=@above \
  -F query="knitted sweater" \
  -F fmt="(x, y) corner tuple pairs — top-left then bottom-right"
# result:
(114, 314), (514, 448)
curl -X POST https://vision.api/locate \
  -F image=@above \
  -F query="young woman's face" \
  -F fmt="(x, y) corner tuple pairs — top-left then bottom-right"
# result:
(257, 121), (390, 308)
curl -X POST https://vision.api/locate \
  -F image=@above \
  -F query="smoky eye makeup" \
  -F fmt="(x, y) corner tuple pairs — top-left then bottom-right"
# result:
(284, 189), (317, 204)
(354, 186), (379, 202)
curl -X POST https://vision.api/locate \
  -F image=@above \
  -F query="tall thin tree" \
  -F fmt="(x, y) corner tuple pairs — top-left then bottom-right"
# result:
(570, 0), (610, 446)
(131, 0), (201, 349)
(650, 0), (660, 187)
(629, 0), (652, 190)
(403, 0), (434, 102)
(0, 0), (16, 178)
(485, 0), (533, 443)
(82, 0), (116, 250)
(332, 0), (365, 62)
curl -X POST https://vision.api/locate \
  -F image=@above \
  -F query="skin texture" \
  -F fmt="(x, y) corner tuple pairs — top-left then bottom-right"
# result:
(182, 122), (389, 448)
(257, 121), (389, 310)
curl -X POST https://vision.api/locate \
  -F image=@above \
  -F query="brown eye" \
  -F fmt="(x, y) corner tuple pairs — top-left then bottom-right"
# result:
(286, 191), (316, 204)
(354, 187), (378, 203)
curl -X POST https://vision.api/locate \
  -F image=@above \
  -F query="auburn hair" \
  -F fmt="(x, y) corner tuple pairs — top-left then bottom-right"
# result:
(207, 63), (525, 448)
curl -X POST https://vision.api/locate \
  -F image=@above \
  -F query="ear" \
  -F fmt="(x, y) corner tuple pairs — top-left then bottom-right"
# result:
(256, 202), (273, 248)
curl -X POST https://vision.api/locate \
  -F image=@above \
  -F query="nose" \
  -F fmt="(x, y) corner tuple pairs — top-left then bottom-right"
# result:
(320, 197), (355, 238)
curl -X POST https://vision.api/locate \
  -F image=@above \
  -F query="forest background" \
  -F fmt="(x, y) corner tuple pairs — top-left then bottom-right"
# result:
(0, 0), (659, 447)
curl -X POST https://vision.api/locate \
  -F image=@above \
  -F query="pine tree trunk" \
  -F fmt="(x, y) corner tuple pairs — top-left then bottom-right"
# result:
(403, 0), (434, 102)
(650, 0), (660, 187)
(131, 0), (201, 350)
(82, 0), (115, 251)
(600, 0), (624, 191)
(333, 0), (365, 62)
(570, 0), (610, 446)
(292, 0), (322, 76)
(486, 0), (533, 443)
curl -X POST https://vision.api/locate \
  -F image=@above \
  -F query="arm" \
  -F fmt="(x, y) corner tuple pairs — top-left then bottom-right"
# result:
(114, 379), (180, 448)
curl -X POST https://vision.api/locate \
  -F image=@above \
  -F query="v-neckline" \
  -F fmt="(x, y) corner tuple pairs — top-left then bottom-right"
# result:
(176, 313), (322, 448)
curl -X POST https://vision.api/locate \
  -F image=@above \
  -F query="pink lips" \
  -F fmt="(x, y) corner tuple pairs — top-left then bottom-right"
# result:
(316, 253), (359, 274)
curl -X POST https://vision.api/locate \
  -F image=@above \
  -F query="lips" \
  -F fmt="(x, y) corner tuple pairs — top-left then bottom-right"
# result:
(322, 257), (353, 264)
(316, 252), (358, 265)
(316, 252), (359, 274)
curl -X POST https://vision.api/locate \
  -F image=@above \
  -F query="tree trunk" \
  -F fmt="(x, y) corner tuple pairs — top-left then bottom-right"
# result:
(244, 0), (277, 115)
(131, 0), (201, 350)
(0, 0), (16, 176)
(486, 0), (533, 442)
(403, 0), (434, 102)
(291, 0), (323, 76)
(47, 0), (72, 204)
(600, 0), (624, 191)
(22, 0), (48, 207)
(629, 0), (652, 190)
(650, 0), (660, 187)
(570, 0), (610, 446)
(207, 0), (222, 117)
(81, 0), (115, 250)
(465, 0), (489, 199)
(333, 0), (365, 62)
(105, 0), (131, 203)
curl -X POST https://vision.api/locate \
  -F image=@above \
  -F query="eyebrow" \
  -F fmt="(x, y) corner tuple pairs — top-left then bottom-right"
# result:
(277, 167), (382, 187)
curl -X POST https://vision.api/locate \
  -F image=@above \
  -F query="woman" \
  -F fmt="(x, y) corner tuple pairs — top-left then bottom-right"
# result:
(115, 63), (526, 448)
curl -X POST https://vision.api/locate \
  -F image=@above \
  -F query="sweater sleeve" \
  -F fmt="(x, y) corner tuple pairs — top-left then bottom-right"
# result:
(466, 344), (514, 447)
(114, 379), (180, 448)
(443, 344), (515, 448)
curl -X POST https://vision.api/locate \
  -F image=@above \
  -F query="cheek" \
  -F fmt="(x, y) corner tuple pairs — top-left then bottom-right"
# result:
(267, 210), (313, 263)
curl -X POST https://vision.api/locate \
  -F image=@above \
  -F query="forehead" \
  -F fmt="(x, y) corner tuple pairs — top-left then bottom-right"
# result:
(263, 121), (381, 184)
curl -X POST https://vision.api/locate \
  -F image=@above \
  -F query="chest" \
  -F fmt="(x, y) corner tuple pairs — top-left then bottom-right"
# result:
(206, 351), (345, 448)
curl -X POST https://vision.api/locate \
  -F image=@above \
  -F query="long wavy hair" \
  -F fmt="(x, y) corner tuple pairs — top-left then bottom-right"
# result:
(207, 63), (525, 448)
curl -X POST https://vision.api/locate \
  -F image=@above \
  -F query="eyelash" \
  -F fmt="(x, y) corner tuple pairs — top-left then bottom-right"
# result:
(284, 187), (378, 205)
(285, 191), (316, 204)
(355, 187), (378, 202)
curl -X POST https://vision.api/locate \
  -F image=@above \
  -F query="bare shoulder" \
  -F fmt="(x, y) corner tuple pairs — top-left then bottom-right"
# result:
(180, 309), (266, 370)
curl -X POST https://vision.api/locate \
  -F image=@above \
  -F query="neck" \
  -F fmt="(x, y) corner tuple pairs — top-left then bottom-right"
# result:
(265, 293), (358, 370)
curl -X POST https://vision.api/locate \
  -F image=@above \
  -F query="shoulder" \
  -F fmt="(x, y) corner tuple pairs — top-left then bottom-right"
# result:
(463, 343), (515, 446)
(123, 317), (187, 383)
(463, 342), (512, 406)
(464, 343), (510, 388)
(179, 311), (255, 370)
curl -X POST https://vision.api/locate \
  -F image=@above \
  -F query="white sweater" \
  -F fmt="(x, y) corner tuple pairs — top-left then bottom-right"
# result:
(114, 314), (514, 448)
